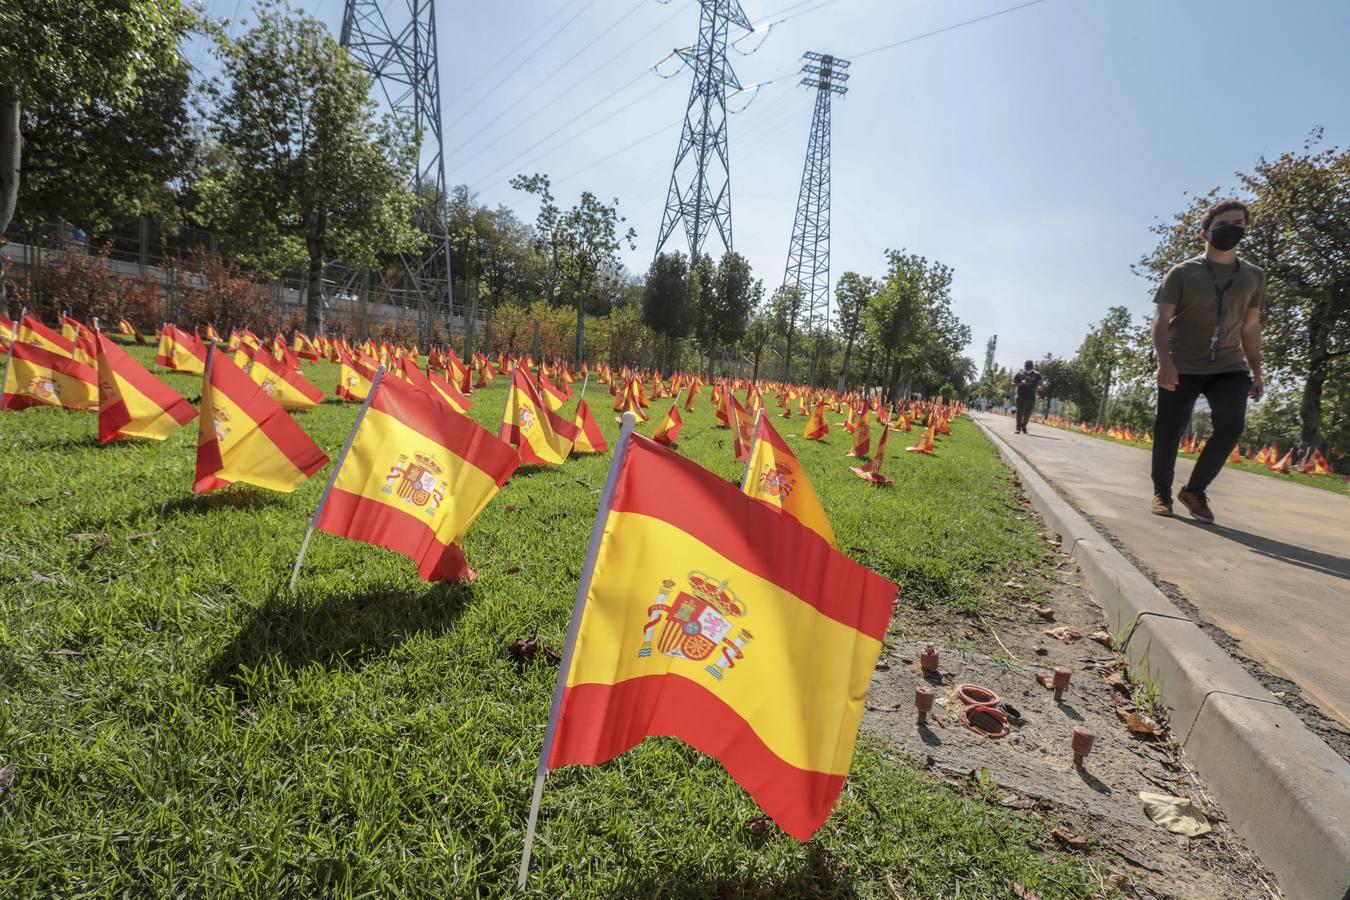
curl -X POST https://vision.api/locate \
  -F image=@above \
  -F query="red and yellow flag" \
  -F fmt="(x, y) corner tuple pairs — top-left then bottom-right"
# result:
(907, 422), (936, 455)
(0, 315), (13, 351)
(743, 414), (836, 546)
(336, 350), (378, 402)
(650, 405), (683, 446)
(846, 412), (871, 458)
(194, 349), (329, 494)
(546, 434), (896, 840)
(803, 401), (829, 440)
(3, 340), (98, 411)
(239, 343), (324, 410)
(96, 332), (196, 443)
(501, 367), (576, 465)
(851, 424), (893, 485)
(19, 315), (75, 358)
(157, 325), (207, 374)
(1269, 449), (1293, 474)
(571, 400), (608, 454)
(315, 373), (519, 581)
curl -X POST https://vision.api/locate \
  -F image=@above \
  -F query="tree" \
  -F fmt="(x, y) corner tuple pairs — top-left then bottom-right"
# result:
(202, 2), (420, 332)
(703, 252), (756, 373)
(740, 306), (774, 384)
(1074, 305), (1133, 426)
(642, 251), (692, 374)
(1035, 355), (1095, 418)
(0, 0), (191, 237)
(865, 251), (961, 401)
(833, 272), (876, 391)
(14, 28), (194, 233)
(768, 285), (805, 382)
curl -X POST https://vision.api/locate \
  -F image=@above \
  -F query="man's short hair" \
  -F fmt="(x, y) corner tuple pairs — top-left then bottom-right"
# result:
(1025, 359), (1034, 369)
(1202, 199), (1251, 231)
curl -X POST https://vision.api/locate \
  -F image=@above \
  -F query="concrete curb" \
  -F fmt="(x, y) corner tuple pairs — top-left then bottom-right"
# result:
(970, 414), (1350, 900)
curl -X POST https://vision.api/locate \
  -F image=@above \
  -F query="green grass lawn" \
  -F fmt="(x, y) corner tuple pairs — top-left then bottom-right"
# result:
(1030, 417), (1349, 496)
(0, 347), (1106, 898)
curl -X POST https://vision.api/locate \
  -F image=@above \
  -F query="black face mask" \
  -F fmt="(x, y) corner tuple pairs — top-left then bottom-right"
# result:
(1207, 223), (1245, 251)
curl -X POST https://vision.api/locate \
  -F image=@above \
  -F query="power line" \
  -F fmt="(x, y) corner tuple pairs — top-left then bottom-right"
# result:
(452, 1), (692, 173)
(446, 0), (653, 161)
(851, 0), (1053, 60)
(452, 0), (594, 108)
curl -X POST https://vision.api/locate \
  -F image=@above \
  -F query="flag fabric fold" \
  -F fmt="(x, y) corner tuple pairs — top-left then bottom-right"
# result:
(650, 405), (683, 446)
(500, 367), (576, 465)
(571, 399), (608, 454)
(743, 414), (837, 546)
(546, 434), (896, 841)
(3, 340), (98, 411)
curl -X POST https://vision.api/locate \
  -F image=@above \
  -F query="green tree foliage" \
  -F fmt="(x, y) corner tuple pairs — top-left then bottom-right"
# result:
(739, 306), (774, 384)
(1136, 132), (1350, 452)
(642, 251), (692, 373)
(511, 172), (635, 366)
(1073, 305), (1133, 426)
(201, 2), (420, 332)
(1035, 356), (1096, 419)
(865, 250), (966, 400)
(833, 271), (876, 391)
(13, 28), (193, 233)
(769, 284), (805, 381)
(0, 0), (191, 235)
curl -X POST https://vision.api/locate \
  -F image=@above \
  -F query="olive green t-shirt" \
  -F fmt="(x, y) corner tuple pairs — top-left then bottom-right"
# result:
(1154, 255), (1265, 375)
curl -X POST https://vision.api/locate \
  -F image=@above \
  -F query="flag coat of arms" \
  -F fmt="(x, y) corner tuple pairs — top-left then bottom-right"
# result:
(336, 350), (378, 402)
(3, 340), (98, 411)
(195, 350), (329, 493)
(96, 332), (197, 442)
(743, 415), (836, 546)
(545, 434), (896, 840)
(314, 374), (519, 581)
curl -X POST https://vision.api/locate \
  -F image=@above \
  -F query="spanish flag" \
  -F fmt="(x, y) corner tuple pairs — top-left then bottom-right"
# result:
(906, 422), (936, 455)
(571, 400), (608, 454)
(313, 373), (519, 581)
(293, 331), (320, 362)
(238, 342), (324, 410)
(3, 340), (98, 411)
(336, 350), (378, 402)
(158, 325), (207, 374)
(650, 405), (682, 446)
(803, 401), (829, 440)
(19, 315), (75, 358)
(95, 332), (196, 442)
(743, 414), (836, 546)
(500, 367), (576, 465)
(544, 432), (896, 841)
(0, 314), (13, 352)
(851, 425), (893, 485)
(846, 412), (871, 458)
(426, 366), (473, 414)
(194, 347), (329, 494)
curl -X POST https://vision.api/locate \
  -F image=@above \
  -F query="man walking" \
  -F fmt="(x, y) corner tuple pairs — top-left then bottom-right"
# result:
(1150, 199), (1265, 522)
(1012, 360), (1044, 434)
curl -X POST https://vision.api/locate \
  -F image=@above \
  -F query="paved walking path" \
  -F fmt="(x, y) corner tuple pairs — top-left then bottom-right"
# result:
(972, 411), (1350, 729)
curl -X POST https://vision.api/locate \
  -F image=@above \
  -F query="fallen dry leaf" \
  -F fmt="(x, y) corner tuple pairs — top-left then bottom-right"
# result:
(503, 565), (523, 575)
(1043, 626), (1082, 644)
(44, 648), (85, 658)
(1090, 631), (1114, 649)
(0, 763), (13, 795)
(1049, 825), (1089, 850)
(999, 795), (1039, 810)
(65, 532), (108, 543)
(1118, 709), (1163, 737)
(1008, 882), (1041, 900)
(1103, 839), (1164, 873)
(1035, 606), (1055, 621)
(1035, 672), (1054, 689)
(508, 633), (561, 665)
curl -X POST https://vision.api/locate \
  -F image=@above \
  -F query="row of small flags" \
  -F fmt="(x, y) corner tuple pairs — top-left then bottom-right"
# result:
(2, 311), (971, 872)
(1033, 412), (1338, 477)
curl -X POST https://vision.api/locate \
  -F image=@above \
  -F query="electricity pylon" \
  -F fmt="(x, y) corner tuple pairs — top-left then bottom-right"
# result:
(781, 51), (848, 385)
(341, 0), (452, 342)
(653, 0), (754, 259)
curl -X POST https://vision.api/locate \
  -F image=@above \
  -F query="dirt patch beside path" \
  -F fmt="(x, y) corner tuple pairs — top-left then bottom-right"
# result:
(867, 534), (1280, 898)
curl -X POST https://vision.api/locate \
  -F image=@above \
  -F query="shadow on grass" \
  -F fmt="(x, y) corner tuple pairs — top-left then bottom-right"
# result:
(606, 843), (858, 899)
(205, 581), (474, 695)
(159, 488), (290, 517)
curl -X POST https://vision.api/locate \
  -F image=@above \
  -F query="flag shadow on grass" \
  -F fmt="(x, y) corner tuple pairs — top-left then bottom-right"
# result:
(157, 487), (291, 517)
(605, 842), (857, 899)
(204, 582), (474, 698)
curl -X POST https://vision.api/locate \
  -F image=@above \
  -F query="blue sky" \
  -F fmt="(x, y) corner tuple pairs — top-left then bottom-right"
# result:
(191, 0), (1350, 371)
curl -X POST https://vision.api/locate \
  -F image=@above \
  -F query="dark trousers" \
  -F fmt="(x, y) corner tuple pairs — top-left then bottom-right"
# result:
(1151, 370), (1252, 497)
(1015, 395), (1035, 430)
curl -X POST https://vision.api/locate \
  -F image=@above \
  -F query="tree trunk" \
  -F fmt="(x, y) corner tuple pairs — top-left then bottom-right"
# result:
(783, 327), (795, 382)
(305, 247), (324, 335)
(464, 252), (480, 363)
(574, 293), (585, 370)
(1300, 324), (1329, 449)
(752, 346), (762, 384)
(863, 349), (874, 397)
(0, 83), (18, 239)
(837, 334), (856, 392)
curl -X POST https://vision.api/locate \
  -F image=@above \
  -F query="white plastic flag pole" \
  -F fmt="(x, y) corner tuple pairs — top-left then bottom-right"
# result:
(288, 365), (386, 592)
(517, 411), (638, 889)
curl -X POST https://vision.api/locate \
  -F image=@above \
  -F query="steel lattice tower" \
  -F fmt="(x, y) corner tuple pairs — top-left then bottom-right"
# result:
(341, 0), (452, 339)
(653, 0), (753, 259)
(982, 334), (998, 380)
(781, 52), (849, 362)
